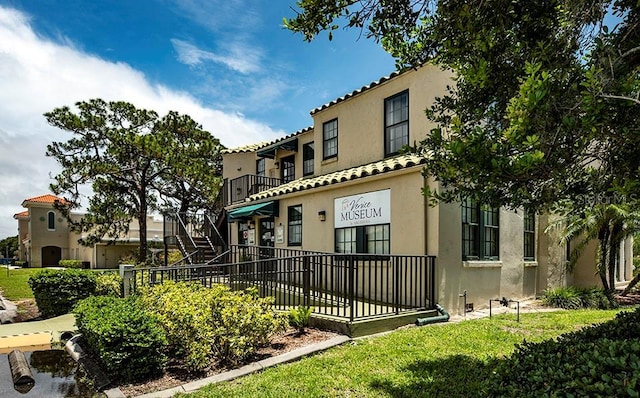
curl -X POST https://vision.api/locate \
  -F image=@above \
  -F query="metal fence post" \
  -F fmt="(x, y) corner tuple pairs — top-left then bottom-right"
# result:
(348, 255), (355, 322)
(303, 255), (311, 307)
(119, 264), (135, 297)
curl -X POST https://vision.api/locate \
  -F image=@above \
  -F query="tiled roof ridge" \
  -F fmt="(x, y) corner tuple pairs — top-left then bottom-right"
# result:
(22, 193), (68, 204)
(310, 67), (417, 115)
(13, 210), (29, 218)
(247, 153), (426, 201)
(223, 126), (313, 154)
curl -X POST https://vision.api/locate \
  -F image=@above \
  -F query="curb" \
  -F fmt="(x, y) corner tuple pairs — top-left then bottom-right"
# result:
(130, 335), (351, 398)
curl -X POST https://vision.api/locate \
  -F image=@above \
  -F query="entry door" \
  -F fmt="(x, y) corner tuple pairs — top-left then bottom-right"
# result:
(259, 218), (275, 247)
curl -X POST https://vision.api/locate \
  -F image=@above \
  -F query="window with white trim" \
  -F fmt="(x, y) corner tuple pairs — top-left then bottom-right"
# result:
(524, 209), (535, 260)
(47, 211), (55, 230)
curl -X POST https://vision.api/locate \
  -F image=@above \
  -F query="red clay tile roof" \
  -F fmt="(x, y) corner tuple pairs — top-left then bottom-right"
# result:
(22, 194), (70, 207)
(13, 210), (29, 219)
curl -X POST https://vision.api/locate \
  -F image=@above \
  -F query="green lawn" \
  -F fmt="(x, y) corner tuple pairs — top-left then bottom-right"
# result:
(0, 267), (40, 300)
(179, 309), (626, 398)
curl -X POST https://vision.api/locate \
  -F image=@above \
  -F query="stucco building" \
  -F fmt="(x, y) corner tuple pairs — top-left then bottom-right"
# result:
(13, 194), (163, 268)
(220, 65), (634, 312)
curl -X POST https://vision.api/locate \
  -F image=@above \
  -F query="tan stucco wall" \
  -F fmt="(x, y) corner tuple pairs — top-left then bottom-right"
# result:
(228, 169), (427, 255)
(434, 202), (540, 314)
(311, 65), (454, 175)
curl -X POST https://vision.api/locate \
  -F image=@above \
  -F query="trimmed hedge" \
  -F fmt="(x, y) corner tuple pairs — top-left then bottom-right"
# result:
(485, 308), (640, 397)
(28, 269), (97, 318)
(58, 259), (83, 268)
(73, 295), (167, 382)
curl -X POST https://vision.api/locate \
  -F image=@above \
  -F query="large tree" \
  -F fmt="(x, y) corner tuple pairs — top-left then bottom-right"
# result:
(45, 99), (223, 263)
(285, 0), (640, 211)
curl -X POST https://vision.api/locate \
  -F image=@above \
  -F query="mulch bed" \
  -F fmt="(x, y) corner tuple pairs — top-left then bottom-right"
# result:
(117, 327), (341, 397)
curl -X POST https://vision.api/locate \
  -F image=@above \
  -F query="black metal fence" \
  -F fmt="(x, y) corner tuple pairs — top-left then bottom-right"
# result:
(129, 245), (436, 322)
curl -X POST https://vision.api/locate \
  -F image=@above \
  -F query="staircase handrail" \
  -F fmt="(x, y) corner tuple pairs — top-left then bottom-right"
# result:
(205, 212), (228, 252)
(175, 212), (200, 263)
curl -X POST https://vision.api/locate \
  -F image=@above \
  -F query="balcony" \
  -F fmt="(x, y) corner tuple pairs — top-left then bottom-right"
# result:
(223, 174), (282, 205)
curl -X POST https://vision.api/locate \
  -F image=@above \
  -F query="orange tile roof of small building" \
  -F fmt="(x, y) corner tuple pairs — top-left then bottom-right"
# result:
(13, 210), (29, 219)
(21, 194), (70, 207)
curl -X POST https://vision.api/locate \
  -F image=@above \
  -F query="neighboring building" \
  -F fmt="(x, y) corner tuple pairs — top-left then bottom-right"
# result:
(13, 194), (163, 268)
(221, 65), (634, 312)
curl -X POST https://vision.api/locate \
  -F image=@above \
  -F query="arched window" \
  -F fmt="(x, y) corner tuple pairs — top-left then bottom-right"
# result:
(47, 211), (55, 230)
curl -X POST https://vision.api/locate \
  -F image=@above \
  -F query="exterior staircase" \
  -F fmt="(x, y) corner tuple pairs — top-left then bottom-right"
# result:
(164, 210), (228, 266)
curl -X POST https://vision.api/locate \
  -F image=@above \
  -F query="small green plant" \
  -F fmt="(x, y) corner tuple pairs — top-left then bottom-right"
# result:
(288, 305), (314, 332)
(542, 286), (617, 310)
(73, 295), (167, 382)
(28, 269), (97, 318)
(58, 259), (83, 268)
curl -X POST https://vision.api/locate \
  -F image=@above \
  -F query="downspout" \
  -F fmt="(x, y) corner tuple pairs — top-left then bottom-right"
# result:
(415, 304), (450, 326)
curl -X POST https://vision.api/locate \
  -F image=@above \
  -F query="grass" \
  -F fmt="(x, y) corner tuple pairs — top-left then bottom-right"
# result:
(0, 267), (40, 300)
(179, 309), (626, 398)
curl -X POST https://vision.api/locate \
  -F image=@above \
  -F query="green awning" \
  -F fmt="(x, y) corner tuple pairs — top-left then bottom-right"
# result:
(228, 201), (278, 220)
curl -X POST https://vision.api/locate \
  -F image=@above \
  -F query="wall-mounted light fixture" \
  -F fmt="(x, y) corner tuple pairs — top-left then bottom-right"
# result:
(318, 210), (326, 222)
(274, 161), (280, 169)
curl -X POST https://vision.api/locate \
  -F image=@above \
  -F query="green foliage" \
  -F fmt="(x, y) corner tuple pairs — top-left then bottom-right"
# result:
(485, 308), (640, 397)
(209, 286), (288, 365)
(73, 295), (167, 382)
(58, 259), (83, 268)
(45, 99), (224, 263)
(28, 269), (97, 318)
(542, 286), (617, 310)
(180, 309), (622, 398)
(0, 235), (18, 258)
(288, 305), (314, 331)
(140, 282), (287, 371)
(95, 272), (122, 297)
(139, 281), (219, 372)
(286, 1), (640, 212)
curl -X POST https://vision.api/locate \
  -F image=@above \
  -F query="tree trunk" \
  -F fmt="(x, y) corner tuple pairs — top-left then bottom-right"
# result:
(622, 272), (640, 296)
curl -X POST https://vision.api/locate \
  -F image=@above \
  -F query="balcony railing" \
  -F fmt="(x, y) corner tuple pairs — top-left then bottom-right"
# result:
(223, 174), (282, 205)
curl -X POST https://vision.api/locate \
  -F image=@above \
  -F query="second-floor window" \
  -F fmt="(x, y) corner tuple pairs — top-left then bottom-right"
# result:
(281, 155), (295, 183)
(47, 211), (55, 230)
(462, 198), (499, 260)
(384, 90), (409, 156)
(303, 142), (314, 176)
(256, 158), (265, 177)
(524, 209), (535, 260)
(323, 119), (338, 159)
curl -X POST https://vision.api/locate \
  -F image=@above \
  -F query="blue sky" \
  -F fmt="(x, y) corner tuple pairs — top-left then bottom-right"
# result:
(0, 0), (395, 237)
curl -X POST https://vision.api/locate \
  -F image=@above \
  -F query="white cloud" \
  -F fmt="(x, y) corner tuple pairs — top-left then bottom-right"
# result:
(0, 6), (284, 238)
(171, 38), (262, 73)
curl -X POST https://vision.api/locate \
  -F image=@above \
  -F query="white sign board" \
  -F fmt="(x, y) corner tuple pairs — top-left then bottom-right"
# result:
(334, 189), (391, 228)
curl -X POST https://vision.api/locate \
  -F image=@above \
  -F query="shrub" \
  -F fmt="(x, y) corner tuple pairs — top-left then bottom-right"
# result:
(485, 307), (640, 397)
(288, 305), (314, 331)
(58, 259), (82, 268)
(73, 295), (167, 382)
(140, 282), (287, 370)
(541, 286), (616, 310)
(210, 286), (287, 365)
(95, 272), (122, 297)
(28, 269), (97, 318)
(139, 281), (218, 372)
